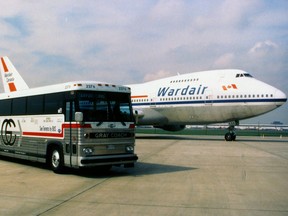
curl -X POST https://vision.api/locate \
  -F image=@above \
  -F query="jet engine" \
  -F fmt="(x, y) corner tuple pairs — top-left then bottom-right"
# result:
(154, 125), (186, 132)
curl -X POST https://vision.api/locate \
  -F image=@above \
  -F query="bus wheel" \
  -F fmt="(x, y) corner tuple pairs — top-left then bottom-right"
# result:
(49, 147), (64, 173)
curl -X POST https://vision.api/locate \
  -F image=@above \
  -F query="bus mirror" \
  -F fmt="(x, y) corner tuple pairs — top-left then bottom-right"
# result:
(75, 112), (83, 122)
(58, 108), (62, 114)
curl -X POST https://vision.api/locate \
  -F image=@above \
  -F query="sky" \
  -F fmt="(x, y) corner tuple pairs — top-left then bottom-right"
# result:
(0, 0), (287, 124)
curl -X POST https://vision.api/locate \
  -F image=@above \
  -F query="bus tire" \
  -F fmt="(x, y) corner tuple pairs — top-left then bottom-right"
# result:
(49, 146), (64, 173)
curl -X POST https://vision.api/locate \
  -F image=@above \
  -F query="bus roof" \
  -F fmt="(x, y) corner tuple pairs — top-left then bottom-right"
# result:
(0, 81), (131, 99)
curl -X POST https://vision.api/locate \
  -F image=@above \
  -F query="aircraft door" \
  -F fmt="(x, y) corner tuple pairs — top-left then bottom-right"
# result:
(205, 90), (213, 105)
(150, 97), (157, 108)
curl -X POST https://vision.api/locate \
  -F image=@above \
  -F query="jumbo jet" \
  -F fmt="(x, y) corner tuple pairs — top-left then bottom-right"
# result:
(1, 56), (287, 141)
(127, 69), (287, 141)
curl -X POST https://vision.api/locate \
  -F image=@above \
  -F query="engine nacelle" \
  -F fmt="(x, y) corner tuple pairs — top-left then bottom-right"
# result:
(154, 125), (186, 132)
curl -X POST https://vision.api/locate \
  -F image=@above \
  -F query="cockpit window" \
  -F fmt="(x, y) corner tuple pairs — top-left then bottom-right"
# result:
(236, 73), (253, 78)
(244, 73), (253, 78)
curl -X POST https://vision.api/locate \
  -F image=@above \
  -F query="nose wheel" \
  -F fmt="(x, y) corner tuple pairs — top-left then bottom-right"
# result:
(225, 121), (238, 141)
(225, 131), (236, 141)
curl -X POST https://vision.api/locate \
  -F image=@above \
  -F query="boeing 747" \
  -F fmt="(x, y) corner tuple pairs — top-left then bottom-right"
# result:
(127, 69), (286, 141)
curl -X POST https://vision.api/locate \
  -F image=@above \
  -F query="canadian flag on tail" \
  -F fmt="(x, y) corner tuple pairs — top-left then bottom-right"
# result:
(222, 84), (238, 91)
(0, 56), (29, 92)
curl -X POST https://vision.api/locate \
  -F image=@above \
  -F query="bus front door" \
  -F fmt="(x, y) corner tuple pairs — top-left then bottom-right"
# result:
(65, 101), (78, 167)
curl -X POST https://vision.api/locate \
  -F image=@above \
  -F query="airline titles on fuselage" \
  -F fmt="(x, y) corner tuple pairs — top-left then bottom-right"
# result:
(157, 85), (208, 97)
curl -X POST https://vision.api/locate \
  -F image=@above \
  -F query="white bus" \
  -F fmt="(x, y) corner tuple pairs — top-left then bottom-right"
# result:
(0, 81), (138, 173)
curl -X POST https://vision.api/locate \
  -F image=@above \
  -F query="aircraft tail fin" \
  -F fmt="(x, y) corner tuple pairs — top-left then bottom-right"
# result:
(0, 56), (29, 92)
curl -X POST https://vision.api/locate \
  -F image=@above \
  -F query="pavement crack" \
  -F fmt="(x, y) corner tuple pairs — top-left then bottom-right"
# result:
(37, 177), (110, 216)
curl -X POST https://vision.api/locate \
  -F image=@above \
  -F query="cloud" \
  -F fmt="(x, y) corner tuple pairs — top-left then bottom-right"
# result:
(149, 0), (186, 24)
(143, 70), (175, 82)
(3, 15), (31, 38)
(213, 53), (235, 68)
(248, 40), (279, 57)
(0, 0), (287, 123)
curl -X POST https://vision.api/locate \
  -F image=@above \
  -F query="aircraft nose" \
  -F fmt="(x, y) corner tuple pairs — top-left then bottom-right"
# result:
(274, 89), (287, 107)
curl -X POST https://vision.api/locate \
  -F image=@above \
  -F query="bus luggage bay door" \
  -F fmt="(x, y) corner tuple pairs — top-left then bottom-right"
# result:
(65, 101), (78, 167)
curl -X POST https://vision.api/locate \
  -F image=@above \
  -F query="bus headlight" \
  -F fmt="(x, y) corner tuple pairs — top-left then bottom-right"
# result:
(83, 147), (94, 155)
(125, 145), (134, 153)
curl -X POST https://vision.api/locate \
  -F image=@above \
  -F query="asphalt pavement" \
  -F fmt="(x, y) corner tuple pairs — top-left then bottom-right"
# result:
(0, 135), (287, 216)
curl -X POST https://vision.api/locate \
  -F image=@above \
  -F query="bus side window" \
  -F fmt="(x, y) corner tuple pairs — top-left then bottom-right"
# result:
(12, 97), (26, 115)
(0, 99), (12, 115)
(44, 93), (64, 114)
(27, 95), (44, 115)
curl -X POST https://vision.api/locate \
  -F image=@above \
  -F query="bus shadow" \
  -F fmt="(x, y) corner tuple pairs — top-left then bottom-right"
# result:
(0, 155), (197, 178)
(0, 155), (48, 170)
(132, 162), (197, 176)
(76, 162), (197, 178)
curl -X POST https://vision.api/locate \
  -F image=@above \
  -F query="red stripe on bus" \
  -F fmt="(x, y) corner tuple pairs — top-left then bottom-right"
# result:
(22, 123), (91, 138)
(1, 57), (9, 72)
(23, 131), (64, 138)
(62, 123), (92, 129)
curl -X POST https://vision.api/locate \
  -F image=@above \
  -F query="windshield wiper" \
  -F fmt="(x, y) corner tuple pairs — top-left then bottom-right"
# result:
(96, 122), (103, 126)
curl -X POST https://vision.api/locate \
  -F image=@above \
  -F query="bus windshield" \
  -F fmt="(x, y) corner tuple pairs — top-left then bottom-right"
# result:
(77, 91), (134, 122)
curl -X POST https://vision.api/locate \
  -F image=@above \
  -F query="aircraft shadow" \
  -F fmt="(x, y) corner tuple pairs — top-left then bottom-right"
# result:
(136, 134), (224, 141)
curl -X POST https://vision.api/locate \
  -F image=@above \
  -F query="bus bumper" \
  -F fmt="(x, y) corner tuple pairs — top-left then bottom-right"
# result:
(79, 154), (138, 167)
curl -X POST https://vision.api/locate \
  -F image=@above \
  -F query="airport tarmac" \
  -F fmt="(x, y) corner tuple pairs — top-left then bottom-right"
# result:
(0, 135), (288, 216)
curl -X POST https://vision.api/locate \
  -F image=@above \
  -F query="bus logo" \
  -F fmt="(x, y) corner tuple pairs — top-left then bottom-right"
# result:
(1, 119), (17, 146)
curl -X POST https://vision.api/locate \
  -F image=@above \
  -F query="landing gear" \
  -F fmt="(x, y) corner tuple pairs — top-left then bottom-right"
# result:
(224, 121), (238, 141)
(225, 131), (236, 141)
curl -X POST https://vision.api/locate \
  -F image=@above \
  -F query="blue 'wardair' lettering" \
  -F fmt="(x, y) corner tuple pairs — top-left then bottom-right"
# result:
(157, 85), (208, 97)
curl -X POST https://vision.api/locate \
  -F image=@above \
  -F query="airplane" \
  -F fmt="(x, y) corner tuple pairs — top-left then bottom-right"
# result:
(1, 56), (287, 141)
(0, 56), (29, 92)
(127, 69), (287, 141)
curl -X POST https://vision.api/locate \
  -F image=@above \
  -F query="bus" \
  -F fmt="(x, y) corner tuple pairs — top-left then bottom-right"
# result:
(0, 81), (138, 173)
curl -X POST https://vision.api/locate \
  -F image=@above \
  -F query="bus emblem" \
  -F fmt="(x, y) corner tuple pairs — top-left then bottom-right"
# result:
(108, 123), (116, 128)
(1, 119), (17, 146)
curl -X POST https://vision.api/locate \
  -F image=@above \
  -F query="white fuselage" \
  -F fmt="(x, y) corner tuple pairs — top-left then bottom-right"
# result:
(128, 69), (287, 127)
